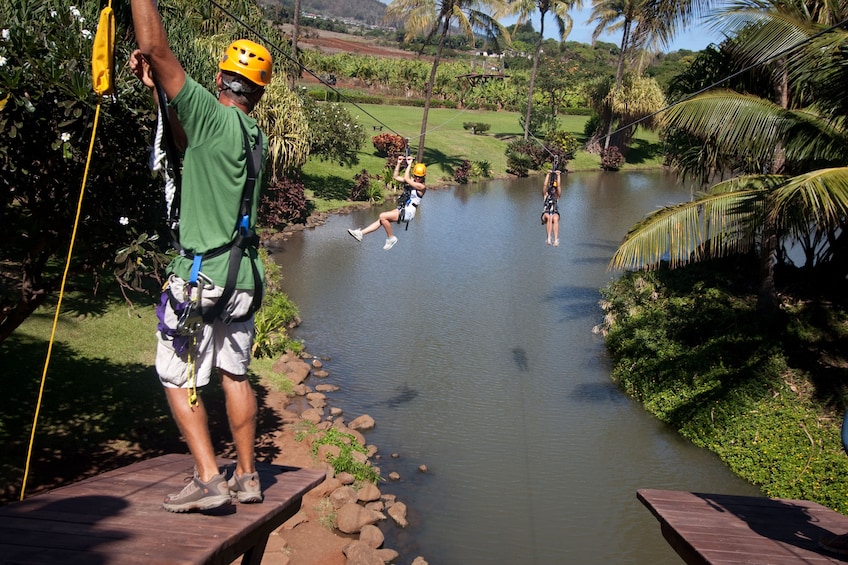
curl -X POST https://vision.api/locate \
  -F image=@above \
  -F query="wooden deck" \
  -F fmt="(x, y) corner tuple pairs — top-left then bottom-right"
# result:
(638, 489), (848, 564)
(0, 453), (325, 565)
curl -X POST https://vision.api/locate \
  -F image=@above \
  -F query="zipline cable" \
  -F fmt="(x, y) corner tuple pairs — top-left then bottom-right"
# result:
(20, 0), (116, 501)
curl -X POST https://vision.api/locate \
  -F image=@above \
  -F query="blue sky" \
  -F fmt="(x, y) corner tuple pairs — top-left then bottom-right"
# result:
(536, 6), (726, 52)
(376, 0), (726, 53)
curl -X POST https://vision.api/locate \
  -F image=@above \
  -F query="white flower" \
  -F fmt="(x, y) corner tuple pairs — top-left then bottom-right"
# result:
(119, 217), (129, 226)
(70, 6), (80, 18)
(0, 56), (6, 67)
(50, 10), (57, 17)
(81, 29), (91, 39)
(61, 132), (71, 142)
(1, 29), (9, 41)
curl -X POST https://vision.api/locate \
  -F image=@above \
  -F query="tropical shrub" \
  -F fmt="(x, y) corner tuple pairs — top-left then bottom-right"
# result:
(253, 292), (301, 359)
(471, 160), (492, 179)
(371, 132), (407, 158)
(462, 122), (491, 134)
(453, 160), (472, 183)
(0, 0), (162, 341)
(259, 177), (310, 227)
(600, 146), (624, 171)
(505, 139), (548, 173)
(300, 95), (366, 167)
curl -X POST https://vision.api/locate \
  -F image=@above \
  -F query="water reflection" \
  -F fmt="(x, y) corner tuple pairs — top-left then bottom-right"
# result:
(273, 170), (762, 565)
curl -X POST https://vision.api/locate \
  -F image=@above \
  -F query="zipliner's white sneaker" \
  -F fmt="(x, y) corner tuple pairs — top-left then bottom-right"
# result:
(348, 228), (363, 242)
(383, 236), (398, 250)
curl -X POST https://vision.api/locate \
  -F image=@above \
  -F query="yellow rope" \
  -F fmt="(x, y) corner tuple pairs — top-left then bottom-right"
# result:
(20, 101), (103, 501)
(20, 0), (114, 501)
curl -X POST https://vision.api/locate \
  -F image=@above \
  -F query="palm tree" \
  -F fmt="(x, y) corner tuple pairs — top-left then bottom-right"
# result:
(386, 0), (509, 162)
(609, 4), (848, 313)
(588, 0), (651, 149)
(506, 0), (582, 140)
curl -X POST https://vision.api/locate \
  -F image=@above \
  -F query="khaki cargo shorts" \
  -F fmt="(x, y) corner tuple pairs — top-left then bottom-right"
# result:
(155, 275), (256, 389)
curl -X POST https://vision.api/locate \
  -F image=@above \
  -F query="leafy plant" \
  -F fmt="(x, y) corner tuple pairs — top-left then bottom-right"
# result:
(300, 94), (366, 167)
(252, 293), (301, 359)
(259, 177), (310, 227)
(302, 426), (381, 484)
(471, 160), (493, 178)
(113, 231), (172, 307)
(351, 169), (373, 201)
(600, 146), (624, 171)
(462, 122), (491, 134)
(371, 132), (407, 158)
(453, 159), (472, 184)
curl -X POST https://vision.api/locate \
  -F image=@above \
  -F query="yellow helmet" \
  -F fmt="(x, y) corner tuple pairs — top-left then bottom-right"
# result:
(413, 163), (427, 177)
(219, 39), (272, 87)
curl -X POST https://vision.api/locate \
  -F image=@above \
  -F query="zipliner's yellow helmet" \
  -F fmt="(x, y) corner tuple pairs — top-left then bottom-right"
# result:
(219, 39), (273, 86)
(413, 163), (427, 177)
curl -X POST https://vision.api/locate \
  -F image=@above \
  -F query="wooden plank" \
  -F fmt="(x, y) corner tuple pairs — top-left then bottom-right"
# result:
(638, 489), (848, 565)
(0, 454), (325, 565)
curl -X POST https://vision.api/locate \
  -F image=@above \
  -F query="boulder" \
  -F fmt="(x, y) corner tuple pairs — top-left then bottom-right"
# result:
(329, 485), (358, 509)
(387, 501), (408, 528)
(342, 541), (383, 565)
(349, 414), (375, 431)
(357, 482), (381, 503)
(336, 502), (383, 534)
(358, 524), (384, 549)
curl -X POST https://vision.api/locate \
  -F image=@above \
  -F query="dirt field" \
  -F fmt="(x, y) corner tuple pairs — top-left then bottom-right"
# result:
(282, 25), (421, 60)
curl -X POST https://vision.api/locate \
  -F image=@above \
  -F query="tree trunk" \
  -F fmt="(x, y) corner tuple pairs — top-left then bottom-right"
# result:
(416, 18), (450, 163)
(289, 0), (302, 89)
(757, 210), (779, 315)
(603, 20), (630, 151)
(523, 10), (548, 141)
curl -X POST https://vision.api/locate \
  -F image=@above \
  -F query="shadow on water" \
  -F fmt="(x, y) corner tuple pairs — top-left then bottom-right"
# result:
(512, 347), (529, 372)
(377, 384), (420, 408)
(570, 381), (630, 405)
(543, 285), (605, 321)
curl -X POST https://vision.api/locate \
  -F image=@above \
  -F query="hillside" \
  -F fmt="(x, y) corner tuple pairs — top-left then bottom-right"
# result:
(275, 0), (388, 27)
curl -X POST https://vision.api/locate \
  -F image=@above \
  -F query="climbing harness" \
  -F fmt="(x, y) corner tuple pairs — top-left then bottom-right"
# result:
(396, 141), (423, 231)
(153, 118), (265, 407)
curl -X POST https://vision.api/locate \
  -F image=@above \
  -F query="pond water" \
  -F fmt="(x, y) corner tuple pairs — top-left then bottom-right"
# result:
(270, 170), (762, 564)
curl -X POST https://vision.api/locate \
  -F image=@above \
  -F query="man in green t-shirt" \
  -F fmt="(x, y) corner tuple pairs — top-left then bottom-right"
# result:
(130, 0), (271, 512)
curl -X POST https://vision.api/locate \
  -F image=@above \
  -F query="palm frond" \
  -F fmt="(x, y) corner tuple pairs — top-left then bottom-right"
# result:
(774, 167), (848, 234)
(662, 91), (794, 165)
(609, 187), (766, 271)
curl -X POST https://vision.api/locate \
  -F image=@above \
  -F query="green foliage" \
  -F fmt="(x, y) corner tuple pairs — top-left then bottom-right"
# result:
(470, 160), (492, 178)
(517, 100), (557, 138)
(600, 146), (624, 170)
(300, 426), (381, 484)
(601, 262), (848, 512)
(300, 94), (366, 167)
(0, 0), (166, 341)
(114, 232), (173, 301)
(252, 293), (301, 359)
(462, 122), (491, 134)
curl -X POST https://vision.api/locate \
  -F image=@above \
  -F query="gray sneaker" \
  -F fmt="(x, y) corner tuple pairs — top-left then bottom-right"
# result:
(348, 228), (363, 242)
(163, 472), (231, 512)
(383, 236), (398, 250)
(228, 471), (263, 503)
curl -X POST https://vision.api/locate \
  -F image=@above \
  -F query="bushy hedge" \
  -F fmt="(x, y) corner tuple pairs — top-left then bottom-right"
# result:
(600, 262), (848, 512)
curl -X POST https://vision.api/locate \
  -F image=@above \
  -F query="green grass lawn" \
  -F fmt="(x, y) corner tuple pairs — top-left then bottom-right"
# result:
(302, 104), (666, 207)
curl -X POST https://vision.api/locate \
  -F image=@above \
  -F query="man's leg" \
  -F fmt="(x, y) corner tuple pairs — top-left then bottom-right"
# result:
(221, 370), (257, 477)
(165, 388), (221, 482)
